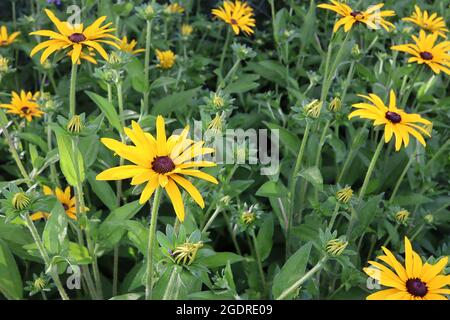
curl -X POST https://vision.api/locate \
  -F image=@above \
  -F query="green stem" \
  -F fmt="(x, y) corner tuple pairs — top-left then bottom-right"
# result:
(24, 214), (69, 300)
(69, 63), (78, 118)
(143, 20), (153, 114)
(202, 207), (221, 233)
(219, 58), (241, 90)
(328, 202), (340, 230)
(276, 256), (328, 300)
(218, 28), (231, 84)
(389, 149), (417, 203)
(286, 122), (311, 256)
(145, 187), (162, 300)
(251, 231), (266, 297)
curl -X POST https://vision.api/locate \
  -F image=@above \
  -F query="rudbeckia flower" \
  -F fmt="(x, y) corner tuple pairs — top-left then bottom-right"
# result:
(118, 36), (145, 55)
(96, 116), (218, 222)
(391, 30), (450, 75)
(364, 237), (450, 300)
(0, 91), (43, 122)
(165, 3), (185, 14)
(29, 9), (119, 64)
(317, 1), (395, 33)
(349, 90), (431, 151)
(0, 25), (20, 46)
(212, 1), (256, 35)
(31, 186), (88, 221)
(403, 5), (448, 39)
(156, 49), (176, 69)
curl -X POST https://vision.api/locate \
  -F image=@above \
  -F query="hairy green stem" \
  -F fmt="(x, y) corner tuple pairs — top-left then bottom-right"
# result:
(143, 20), (153, 114)
(69, 63), (78, 118)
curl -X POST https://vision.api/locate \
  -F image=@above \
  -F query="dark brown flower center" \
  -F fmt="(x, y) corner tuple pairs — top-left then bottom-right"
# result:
(420, 51), (433, 60)
(385, 111), (402, 124)
(351, 11), (363, 18)
(63, 203), (69, 211)
(69, 33), (86, 43)
(230, 18), (238, 25)
(0, 40), (8, 46)
(406, 278), (428, 297)
(152, 156), (175, 174)
(21, 106), (31, 114)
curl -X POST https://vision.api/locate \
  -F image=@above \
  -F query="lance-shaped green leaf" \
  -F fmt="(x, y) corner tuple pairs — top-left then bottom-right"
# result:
(0, 239), (23, 300)
(43, 200), (69, 255)
(86, 91), (122, 134)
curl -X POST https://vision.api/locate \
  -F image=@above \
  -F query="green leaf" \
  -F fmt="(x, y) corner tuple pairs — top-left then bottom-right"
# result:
(256, 215), (274, 261)
(152, 87), (200, 115)
(98, 200), (143, 251)
(300, 0), (317, 48)
(67, 242), (92, 265)
(86, 91), (122, 133)
(263, 121), (300, 156)
(43, 200), (69, 255)
(150, 77), (177, 91)
(87, 171), (118, 211)
(248, 60), (286, 87)
(16, 132), (48, 152)
(51, 125), (85, 186)
(127, 57), (145, 93)
(0, 239), (23, 300)
(256, 180), (288, 198)
(272, 242), (312, 300)
(224, 74), (260, 94)
(198, 252), (243, 268)
(298, 166), (323, 191)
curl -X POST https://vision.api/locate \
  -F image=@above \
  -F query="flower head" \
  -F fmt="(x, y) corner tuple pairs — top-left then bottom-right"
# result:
(395, 209), (410, 224)
(329, 97), (342, 112)
(0, 55), (10, 75)
(336, 185), (353, 204)
(96, 116), (218, 222)
(181, 24), (193, 37)
(317, 1), (395, 33)
(31, 185), (88, 221)
(403, 5), (448, 38)
(326, 238), (348, 256)
(156, 49), (176, 69)
(0, 25), (20, 46)
(212, 1), (256, 36)
(118, 36), (145, 55)
(0, 91), (43, 122)
(165, 3), (185, 15)
(349, 90), (432, 151)
(173, 241), (203, 265)
(67, 115), (84, 134)
(391, 30), (450, 75)
(304, 99), (323, 119)
(12, 192), (31, 210)
(364, 237), (450, 300)
(30, 9), (119, 64)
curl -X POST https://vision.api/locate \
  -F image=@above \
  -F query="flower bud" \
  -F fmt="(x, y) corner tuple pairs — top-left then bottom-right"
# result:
(12, 192), (31, 210)
(326, 238), (348, 256)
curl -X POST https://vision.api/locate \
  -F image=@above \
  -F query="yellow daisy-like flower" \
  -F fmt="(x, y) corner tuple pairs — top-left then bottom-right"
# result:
(156, 49), (176, 69)
(391, 30), (450, 75)
(67, 47), (98, 65)
(349, 90), (432, 151)
(118, 36), (145, 55)
(165, 3), (185, 14)
(29, 9), (119, 65)
(364, 237), (450, 300)
(181, 24), (194, 37)
(212, 1), (256, 36)
(31, 186), (88, 221)
(0, 25), (20, 46)
(317, 1), (395, 33)
(0, 90), (43, 122)
(96, 116), (218, 222)
(403, 5), (448, 39)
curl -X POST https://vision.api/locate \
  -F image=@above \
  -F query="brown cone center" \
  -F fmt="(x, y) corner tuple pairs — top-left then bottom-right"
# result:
(420, 51), (433, 60)
(21, 106), (31, 114)
(152, 156), (175, 174)
(385, 111), (402, 124)
(69, 33), (86, 43)
(406, 278), (428, 297)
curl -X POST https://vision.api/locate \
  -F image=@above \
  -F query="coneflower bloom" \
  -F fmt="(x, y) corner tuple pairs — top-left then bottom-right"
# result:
(118, 36), (145, 55)
(31, 186), (88, 221)
(29, 9), (119, 64)
(403, 5), (448, 39)
(364, 237), (450, 300)
(165, 3), (185, 14)
(212, 1), (256, 35)
(0, 25), (20, 46)
(392, 30), (450, 75)
(96, 116), (218, 222)
(317, 1), (395, 33)
(156, 49), (176, 69)
(349, 90), (432, 151)
(0, 91), (43, 122)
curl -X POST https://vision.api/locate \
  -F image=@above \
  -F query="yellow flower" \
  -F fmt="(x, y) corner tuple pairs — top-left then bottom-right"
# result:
(403, 5), (448, 39)
(0, 90), (43, 122)
(0, 25), (20, 46)
(336, 185), (353, 203)
(391, 30), (450, 75)
(0, 55), (10, 73)
(12, 192), (31, 210)
(241, 211), (256, 225)
(181, 24), (193, 37)
(156, 49), (176, 69)
(165, 3), (185, 14)
(212, 1), (256, 35)
(326, 238), (348, 256)
(31, 185), (89, 221)
(30, 9), (119, 64)
(395, 210), (410, 224)
(349, 90), (432, 151)
(173, 241), (203, 265)
(67, 115), (84, 133)
(364, 237), (450, 300)
(96, 116), (218, 222)
(317, 1), (395, 33)
(304, 99), (323, 118)
(67, 47), (98, 65)
(118, 36), (145, 55)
